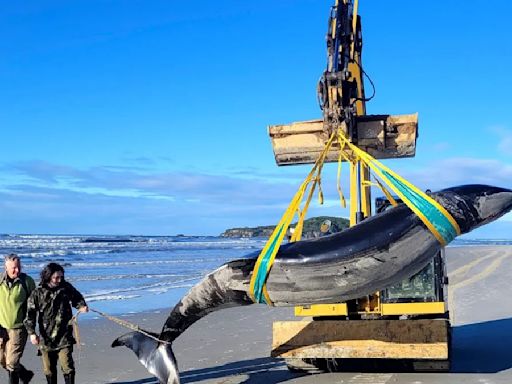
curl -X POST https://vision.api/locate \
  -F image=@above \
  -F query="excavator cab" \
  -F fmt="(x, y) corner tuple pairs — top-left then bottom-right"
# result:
(376, 196), (449, 310)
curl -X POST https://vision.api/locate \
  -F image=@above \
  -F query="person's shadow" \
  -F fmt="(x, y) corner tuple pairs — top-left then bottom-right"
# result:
(112, 317), (512, 383)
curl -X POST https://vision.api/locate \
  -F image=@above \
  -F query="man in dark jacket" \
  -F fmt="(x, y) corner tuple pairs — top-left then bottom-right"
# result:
(24, 263), (88, 384)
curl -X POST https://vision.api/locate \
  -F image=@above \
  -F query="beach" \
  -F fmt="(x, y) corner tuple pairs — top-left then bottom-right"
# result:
(7, 305), (296, 384)
(4, 245), (512, 384)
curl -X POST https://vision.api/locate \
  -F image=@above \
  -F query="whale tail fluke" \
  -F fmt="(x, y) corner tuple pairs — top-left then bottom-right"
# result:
(112, 331), (180, 384)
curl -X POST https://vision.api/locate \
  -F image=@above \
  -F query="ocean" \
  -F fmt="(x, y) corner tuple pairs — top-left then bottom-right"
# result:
(0, 234), (509, 317)
(0, 234), (267, 317)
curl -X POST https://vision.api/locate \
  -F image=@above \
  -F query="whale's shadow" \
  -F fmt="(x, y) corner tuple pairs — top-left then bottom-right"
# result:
(112, 317), (512, 383)
(111, 357), (297, 384)
(180, 357), (295, 384)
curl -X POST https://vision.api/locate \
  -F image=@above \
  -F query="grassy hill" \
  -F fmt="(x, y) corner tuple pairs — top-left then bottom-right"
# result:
(220, 216), (349, 238)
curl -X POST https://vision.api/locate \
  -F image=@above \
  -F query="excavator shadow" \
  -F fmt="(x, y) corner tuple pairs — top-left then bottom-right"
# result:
(451, 317), (512, 373)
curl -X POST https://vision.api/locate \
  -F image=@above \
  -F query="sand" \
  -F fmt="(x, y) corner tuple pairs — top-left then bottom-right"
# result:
(4, 245), (512, 384)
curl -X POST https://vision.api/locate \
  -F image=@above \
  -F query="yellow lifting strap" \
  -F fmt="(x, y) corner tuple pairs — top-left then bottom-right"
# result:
(336, 130), (461, 246)
(368, 178), (399, 207)
(249, 131), (338, 305)
(249, 126), (461, 305)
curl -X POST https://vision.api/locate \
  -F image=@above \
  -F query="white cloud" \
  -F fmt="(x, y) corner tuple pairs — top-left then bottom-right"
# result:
(489, 126), (512, 155)
(0, 160), (305, 235)
(394, 157), (512, 191)
(2, 155), (512, 236)
(432, 142), (451, 152)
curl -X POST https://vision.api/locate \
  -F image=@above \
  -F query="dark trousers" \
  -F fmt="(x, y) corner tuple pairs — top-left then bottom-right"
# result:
(41, 346), (74, 376)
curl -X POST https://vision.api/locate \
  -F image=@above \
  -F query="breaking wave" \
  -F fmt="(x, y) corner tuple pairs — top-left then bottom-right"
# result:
(0, 234), (257, 314)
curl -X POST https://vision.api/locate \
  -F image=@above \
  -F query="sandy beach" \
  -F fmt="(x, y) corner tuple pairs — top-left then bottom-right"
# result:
(4, 245), (512, 384)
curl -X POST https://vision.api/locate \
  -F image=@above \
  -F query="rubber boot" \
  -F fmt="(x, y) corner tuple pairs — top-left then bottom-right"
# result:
(8, 370), (20, 384)
(45, 375), (56, 384)
(18, 366), (34, 384)
(63, 372), (75, 384)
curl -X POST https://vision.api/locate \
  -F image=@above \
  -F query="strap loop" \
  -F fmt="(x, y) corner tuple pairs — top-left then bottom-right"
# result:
(249, 131), (337, 304)
(250, 126), (461, 305)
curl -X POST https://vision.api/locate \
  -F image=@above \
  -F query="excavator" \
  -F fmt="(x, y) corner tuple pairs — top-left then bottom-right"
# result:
(268, 0), (451, 372)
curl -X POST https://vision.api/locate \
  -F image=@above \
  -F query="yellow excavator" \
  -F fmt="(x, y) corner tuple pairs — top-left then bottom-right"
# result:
(268, 0), (451, 372)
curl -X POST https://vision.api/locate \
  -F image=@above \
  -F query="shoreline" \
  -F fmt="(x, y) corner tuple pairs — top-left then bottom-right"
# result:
(5, 245), (512, 383)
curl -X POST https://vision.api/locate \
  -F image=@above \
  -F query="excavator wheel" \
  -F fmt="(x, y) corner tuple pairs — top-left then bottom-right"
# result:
(410, 360), (450, 372)
(325, 358), (342, 372)
(285, 358), (326, 374)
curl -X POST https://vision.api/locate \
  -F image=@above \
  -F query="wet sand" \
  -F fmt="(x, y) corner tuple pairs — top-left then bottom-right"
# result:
(4, 245), (512, 384)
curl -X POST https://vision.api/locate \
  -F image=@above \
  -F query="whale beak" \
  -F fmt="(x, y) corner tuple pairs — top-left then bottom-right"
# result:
(474, 186), (512, 228)
(437, 184), (512, 233)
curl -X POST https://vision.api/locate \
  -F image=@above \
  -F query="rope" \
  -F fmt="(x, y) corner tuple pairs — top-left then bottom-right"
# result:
(70, 308), (171, 346)
(69, 313), (82, 366)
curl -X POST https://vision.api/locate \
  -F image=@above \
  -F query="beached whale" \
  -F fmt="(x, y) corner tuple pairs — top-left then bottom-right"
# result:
(113, 184), (512, 384)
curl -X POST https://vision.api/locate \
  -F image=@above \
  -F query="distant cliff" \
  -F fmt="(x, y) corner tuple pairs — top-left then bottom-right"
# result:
(220, 216), (349, 239)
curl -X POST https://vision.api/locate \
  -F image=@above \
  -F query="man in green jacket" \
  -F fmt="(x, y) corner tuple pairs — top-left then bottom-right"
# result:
(0, 254), (36, 384)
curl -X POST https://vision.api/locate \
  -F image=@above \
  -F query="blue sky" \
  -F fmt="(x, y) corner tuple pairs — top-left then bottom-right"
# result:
(1, 1), (512, 237)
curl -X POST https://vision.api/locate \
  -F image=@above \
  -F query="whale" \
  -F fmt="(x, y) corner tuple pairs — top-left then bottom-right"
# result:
(112, 184), (512, 384)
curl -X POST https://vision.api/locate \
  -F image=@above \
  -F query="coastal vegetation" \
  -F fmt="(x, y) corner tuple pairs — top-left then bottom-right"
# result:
(220, 216), (350, 238)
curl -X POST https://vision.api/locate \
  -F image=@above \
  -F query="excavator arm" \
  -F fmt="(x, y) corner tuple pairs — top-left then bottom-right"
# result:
(267, 0), (417, 169)
(269, 2), (449, 372)
(318, 0), (366, 140)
